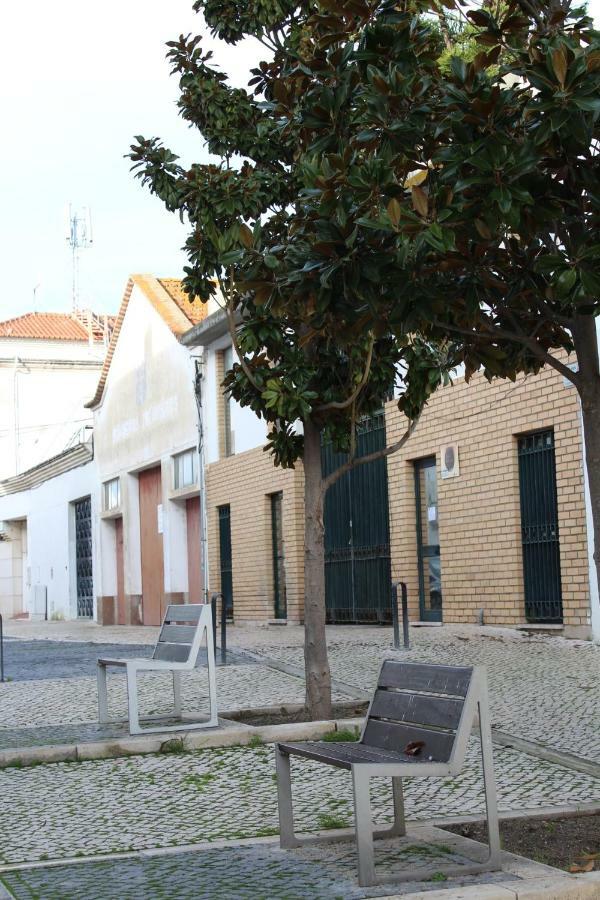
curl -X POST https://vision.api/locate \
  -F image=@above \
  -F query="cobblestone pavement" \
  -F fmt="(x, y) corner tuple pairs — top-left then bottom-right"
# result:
(0, 665), (351, 734)
(0, 833), (525, 900)
(249, 627), (600, 765)
(2, 640), (250, 682)
(0, 741), (598, 866)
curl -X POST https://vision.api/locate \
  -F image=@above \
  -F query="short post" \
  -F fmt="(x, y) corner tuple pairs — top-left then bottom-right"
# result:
(211, 593), (218, 656)
(392, 582), (410, 650)
(400, 582), (410, 650)
(0, 613), (4, 682)
(391, 584), (400, 649)
(220, 594), (227, 665)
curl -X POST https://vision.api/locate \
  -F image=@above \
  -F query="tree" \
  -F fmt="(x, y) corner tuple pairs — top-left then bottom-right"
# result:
(130, 0), (600, 720)
(389, 0), (600, 613)
(130, 0), (455, 718)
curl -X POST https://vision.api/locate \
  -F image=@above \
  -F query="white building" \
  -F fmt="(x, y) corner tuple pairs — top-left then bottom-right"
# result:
(0, 311), (112, 479)
(88, 275), (210, 626)
(0, 439), (96, 620)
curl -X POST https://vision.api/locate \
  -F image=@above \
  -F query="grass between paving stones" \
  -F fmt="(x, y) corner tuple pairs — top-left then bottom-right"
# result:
(444, 813), (600, 872)
(322, 729), (360, 742)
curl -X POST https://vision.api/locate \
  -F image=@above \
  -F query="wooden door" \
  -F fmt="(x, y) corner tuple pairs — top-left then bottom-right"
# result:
(139, 466), (165, 626)
(115, 517), (126, 625)
(186, 496), (202, 604)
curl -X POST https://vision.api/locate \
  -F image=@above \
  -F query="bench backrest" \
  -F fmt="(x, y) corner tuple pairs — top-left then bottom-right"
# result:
(152, 604), (206, 665)
(361, 661), (474, 763)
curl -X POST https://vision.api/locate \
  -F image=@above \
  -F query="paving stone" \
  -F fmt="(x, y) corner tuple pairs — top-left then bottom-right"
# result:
(0, 835), (531, 900)
(0, 740), (598, 866)
(1, 640), (250, 682)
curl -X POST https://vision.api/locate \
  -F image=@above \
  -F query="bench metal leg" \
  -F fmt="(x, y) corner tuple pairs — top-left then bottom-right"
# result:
(97, 663), (109, 724)
(126, 665), (142, 735)
(276, 748), (301, 848)
(390, 777), (406, 837)
(479, 697), (501, 866)
(173, 671), (182, 718)
(352, 769), (376, 887)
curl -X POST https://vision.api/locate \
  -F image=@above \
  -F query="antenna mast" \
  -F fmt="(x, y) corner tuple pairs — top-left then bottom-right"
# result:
(66, 204), (93, 312)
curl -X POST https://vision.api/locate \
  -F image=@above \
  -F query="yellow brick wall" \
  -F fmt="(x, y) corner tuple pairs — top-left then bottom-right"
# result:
(206, 446), (305, 623)
(205, 362), (590, 635)
(385, 363), (590, 636)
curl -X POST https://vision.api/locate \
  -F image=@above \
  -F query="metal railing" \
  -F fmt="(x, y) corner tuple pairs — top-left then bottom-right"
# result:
(210, 593), (227, 665)
(391, 582), (410, 650)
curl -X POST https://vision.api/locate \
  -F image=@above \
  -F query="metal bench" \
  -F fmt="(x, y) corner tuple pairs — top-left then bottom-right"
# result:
(97, 603), (218, 735)
(275, 661), (501, 887)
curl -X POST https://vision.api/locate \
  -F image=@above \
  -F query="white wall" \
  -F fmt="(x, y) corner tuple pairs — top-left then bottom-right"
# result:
(93, 284), (201, 604)
(0, 337), (103, 479)
(203, 335), (268, 465)
(587, 318), (600, 642)
(0, 460), (97, 620)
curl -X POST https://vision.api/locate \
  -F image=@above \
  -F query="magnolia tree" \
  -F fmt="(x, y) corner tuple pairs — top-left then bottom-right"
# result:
(130, 0), (458, 718)
(131, 0), (599, 715)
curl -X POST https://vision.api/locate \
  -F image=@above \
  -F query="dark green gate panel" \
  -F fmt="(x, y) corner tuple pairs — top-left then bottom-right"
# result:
(322, 413), (392, 623)
(218, 504), (233, 616)
(271, 491), (287, 619)
(518, 430), (563, 623)
(75, 496), (93, 618)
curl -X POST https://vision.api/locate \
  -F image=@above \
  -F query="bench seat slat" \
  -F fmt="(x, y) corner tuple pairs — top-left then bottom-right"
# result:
(165, 604), (203, 623)
(153, 643), (192, 663)
(370, 689), (463, 731)
(362, 719), (455, 762)
(159, 624), (197, 644)
(378, 661), (472, 698)
(278, 741), (429, 769)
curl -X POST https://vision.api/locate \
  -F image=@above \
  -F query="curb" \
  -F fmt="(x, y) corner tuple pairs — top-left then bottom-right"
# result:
(384, 871), (600, 899)
(0, 717), (358, 769)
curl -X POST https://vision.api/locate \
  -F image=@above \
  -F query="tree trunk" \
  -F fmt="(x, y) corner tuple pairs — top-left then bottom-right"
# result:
(302, 417), (332, 719)
(572, 318), (600, 633)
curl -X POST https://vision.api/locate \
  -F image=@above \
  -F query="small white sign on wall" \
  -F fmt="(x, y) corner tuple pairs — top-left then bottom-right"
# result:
(440, 443), (460, 479)
(157, 503), (164, 534)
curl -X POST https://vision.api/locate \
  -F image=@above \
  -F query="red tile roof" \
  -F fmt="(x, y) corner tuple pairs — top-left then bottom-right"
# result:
(158, 279), (208, 326)
(0, 311), (115, 342)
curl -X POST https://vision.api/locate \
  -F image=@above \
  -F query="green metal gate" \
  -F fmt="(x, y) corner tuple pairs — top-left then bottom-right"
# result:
(322, 413), (392, 623)
(75, 496), (93, 618)
(271, 491), (287, 619)
(518, 430), (563, 623)
(218, 504), (233, 615)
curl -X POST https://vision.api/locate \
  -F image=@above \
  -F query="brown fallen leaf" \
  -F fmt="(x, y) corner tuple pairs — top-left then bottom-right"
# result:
(569, 860), (594, 873)
(579, 852), (600, 860)
(404, 741), (426, 756)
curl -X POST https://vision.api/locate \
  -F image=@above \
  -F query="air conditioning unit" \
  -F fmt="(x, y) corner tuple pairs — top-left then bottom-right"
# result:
(440, 443), (460, 479)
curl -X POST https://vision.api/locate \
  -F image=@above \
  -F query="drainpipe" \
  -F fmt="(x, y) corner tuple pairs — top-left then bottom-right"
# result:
(192, 351), (210, 603)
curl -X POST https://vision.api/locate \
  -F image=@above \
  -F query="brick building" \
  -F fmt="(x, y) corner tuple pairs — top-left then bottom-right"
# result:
(183, 311), (594, 639)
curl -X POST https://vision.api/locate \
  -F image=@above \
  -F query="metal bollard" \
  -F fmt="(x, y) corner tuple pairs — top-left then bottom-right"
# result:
(0, 613), (4, 682)
(391, 583), (410, 651)
(210, 593), (227, 665)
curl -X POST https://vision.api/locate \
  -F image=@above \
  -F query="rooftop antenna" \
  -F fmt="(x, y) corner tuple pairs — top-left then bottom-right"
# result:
(65, 204), (93, 312)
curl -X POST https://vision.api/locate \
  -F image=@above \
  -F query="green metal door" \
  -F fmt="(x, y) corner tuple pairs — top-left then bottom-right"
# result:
(518, 430), (563, 623)
(218, 504), (233, 615)
(322, 413), (392, 623)
(271, 491), (287, 619)
(414, 457), (443, 622)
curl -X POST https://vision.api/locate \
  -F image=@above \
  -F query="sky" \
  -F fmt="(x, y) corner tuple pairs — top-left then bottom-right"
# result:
(1, 1), (599, 321)
(0, 1), (264, 319)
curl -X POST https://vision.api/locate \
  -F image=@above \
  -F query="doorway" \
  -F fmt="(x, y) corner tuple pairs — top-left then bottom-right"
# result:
(414, 457), (443, 622)
(139, 466), (165, 625)
(115, 517), (126, 625)
(218, 504), (233, 616)
(323, 412), (392, 623)
(74, 497), (93, 618)
(518, 430), (563, 623)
